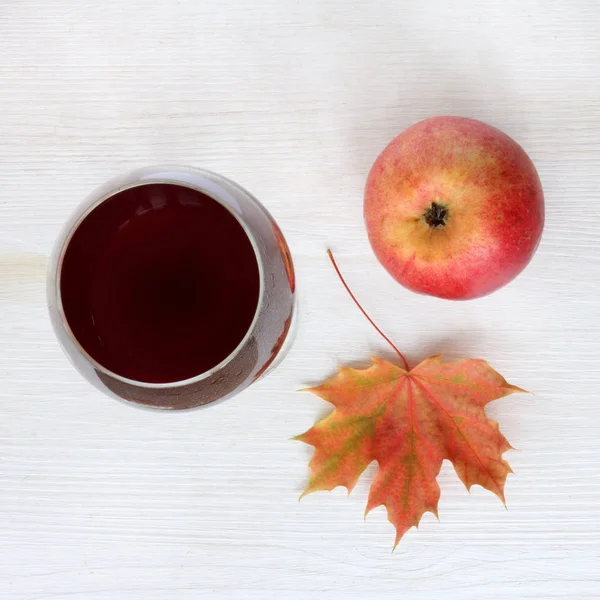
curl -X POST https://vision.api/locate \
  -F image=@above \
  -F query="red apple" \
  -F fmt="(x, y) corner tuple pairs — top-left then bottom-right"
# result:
(364, 116), (544, 300)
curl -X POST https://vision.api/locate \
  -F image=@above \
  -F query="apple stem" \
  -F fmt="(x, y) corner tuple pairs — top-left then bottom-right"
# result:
(326, 249), (410, 371)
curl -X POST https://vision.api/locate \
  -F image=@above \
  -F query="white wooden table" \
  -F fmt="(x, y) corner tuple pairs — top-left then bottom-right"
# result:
(1, 1), (599, 598)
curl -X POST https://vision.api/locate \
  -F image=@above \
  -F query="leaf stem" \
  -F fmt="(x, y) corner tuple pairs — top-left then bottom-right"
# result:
(327, 249), (410, 371)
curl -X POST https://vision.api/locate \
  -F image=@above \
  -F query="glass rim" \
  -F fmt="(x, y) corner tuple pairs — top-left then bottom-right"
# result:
(48, 165), (267, 389)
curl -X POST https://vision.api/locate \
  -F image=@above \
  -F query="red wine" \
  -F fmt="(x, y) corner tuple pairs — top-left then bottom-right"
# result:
(60, 183), (260, 384)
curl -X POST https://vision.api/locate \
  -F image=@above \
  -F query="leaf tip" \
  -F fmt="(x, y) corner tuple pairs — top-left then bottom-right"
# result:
(344, 482), (357, 497)
(497, 489), (507, 508)
(298, 488), (311, 502)
(505, 383), (530, 396)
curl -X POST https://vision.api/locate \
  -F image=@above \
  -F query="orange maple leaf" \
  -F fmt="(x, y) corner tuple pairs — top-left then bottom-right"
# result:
(296, 251), (526, 547)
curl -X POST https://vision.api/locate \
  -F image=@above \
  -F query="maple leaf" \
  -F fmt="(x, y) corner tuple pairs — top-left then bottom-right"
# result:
(296, 251), (526, 547)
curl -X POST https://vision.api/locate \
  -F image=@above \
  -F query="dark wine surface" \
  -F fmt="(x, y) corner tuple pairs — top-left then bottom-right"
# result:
(60, 183), (260, 384)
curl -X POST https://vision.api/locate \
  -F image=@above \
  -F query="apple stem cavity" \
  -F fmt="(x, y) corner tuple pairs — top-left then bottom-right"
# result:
(424, 202), (448, 228)
(326, 249), (410, 371)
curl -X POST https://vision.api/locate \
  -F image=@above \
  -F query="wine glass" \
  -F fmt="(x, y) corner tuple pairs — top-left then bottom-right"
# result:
(47, 166), (296, 410)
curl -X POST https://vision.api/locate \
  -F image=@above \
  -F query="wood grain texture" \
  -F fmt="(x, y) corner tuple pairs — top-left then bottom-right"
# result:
(1, 0), (599, 598)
